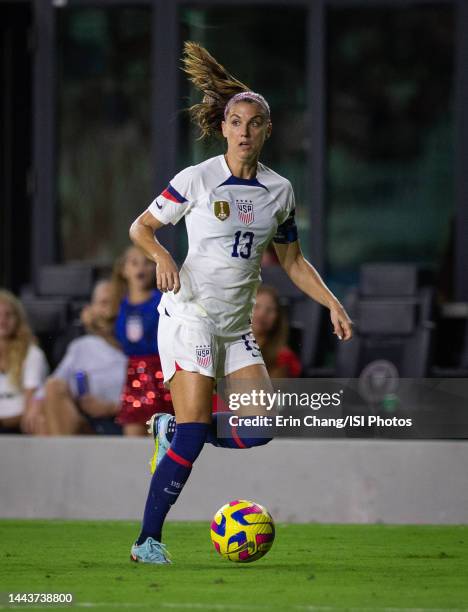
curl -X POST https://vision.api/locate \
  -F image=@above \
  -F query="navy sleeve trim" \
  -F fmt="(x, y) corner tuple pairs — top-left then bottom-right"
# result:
(273, 209), (298, 244)
(161, 183), (188, 204)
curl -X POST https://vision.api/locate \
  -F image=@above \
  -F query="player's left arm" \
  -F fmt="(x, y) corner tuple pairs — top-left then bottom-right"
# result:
(273, 239), (353, 341)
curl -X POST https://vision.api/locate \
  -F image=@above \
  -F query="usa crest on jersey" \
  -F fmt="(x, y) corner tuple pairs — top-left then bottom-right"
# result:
(126, 315), (144, 342)
(213, 200), (230, 221)
(236, 200), (254, 225)
(196, 345), (212, 368)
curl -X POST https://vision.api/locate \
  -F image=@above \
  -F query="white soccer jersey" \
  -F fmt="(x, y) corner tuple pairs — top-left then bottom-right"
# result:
(148, 154), (297, 337)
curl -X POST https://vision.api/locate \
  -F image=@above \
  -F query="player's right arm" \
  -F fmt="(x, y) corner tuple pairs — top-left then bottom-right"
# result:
(129, 210), (180, 294)
(132, 166), (193, 293)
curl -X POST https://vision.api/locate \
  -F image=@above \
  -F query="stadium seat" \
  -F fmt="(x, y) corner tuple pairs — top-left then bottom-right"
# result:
(22, 297), (69, 334)
(359, 263), (418, 297)
(19, 264), (97, 367)
(335, 263), (435, 378)
(37, 264), (95, 298)
(22, 297), (70, 365)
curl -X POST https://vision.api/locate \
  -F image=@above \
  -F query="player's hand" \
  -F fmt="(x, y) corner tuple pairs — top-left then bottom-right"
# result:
(329, 302), (353, 341)
(79, 395), (117, 418)
(155, 253), (181, 294)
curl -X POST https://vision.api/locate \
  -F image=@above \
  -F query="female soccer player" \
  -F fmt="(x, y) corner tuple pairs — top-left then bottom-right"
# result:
(128, 42), (353, 563)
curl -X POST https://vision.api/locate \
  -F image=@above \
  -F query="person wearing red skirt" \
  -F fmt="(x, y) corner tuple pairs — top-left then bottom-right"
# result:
(112, 246), (174, 436)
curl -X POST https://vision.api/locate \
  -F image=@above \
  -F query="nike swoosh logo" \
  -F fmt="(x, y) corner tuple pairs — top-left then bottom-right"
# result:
(155, 201), (163, 209)
(163, 487), (179, 496)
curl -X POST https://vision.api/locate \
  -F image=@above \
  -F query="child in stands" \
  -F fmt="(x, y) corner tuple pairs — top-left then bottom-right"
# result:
(113, 246), (173, 436)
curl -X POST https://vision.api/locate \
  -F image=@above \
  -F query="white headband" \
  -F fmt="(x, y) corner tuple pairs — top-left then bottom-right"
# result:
(224, 92), (270, 119)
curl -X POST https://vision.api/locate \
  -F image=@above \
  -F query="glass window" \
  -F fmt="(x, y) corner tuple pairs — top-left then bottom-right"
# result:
(179, 7), (308, 255)
(56, 7), (151, 263)
(326, 5), (454, 293)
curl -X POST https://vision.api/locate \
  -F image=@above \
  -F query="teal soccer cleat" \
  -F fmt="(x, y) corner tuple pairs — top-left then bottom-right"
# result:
(130, 537), (172, 564)
(146, 413), (174, 474)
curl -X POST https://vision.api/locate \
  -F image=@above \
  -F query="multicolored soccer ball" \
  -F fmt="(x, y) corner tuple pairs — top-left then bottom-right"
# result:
(210, 499), (275, 563)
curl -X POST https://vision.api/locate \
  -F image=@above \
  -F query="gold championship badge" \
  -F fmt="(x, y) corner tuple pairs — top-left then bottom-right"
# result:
(213, 200), (230, 221)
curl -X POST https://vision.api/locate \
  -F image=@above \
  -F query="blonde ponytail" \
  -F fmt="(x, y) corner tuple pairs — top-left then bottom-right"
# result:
(182, 41), (250, 139)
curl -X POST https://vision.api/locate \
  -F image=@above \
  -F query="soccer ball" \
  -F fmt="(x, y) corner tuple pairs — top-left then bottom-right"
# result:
(210, 499), (275, 563)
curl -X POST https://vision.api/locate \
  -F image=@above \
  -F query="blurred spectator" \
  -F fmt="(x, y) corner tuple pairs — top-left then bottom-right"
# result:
(112, 246), (173, 437)
(0, 290), (48, 434)
(252, 285), (302, 378)
(40, 280), (127, 435)
(51, 273), (115, 366)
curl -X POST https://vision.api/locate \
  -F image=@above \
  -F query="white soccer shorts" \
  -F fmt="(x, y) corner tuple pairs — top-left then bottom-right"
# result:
(157, 313), (266, 383)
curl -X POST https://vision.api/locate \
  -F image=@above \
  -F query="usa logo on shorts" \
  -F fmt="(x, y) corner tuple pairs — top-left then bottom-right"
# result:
(236, 200), (254, 225)
(196, 345), (212, 369)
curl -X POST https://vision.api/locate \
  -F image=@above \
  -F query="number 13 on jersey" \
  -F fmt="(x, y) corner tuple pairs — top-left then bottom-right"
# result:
(231, 231), (255, 259)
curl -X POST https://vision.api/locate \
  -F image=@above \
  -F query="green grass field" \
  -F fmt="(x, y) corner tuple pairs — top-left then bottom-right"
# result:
(1, 521), (468, 611)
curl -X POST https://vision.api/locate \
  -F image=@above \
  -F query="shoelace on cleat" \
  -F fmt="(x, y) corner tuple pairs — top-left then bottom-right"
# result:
(146, 539), (171, 563)
(166, 418), (176, 435)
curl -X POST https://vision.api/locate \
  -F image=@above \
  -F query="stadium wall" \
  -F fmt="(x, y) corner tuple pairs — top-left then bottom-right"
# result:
(1, 437), (467, 524)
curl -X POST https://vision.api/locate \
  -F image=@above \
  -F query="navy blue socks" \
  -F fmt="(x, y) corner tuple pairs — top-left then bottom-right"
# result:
(207, 412), (272, 449)
(162, 413), (272, 449)
(137, 422), (208, 545)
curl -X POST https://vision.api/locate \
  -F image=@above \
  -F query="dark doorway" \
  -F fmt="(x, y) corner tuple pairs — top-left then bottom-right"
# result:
(1, 2), (33, 292)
